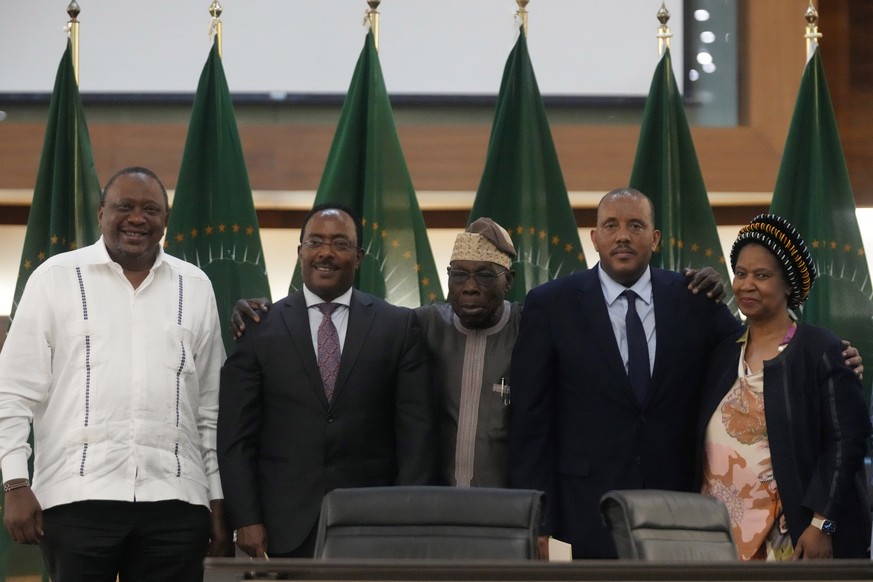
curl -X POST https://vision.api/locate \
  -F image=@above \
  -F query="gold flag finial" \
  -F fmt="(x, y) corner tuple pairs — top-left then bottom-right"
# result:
(804, 1), (821, 60)
(366, 0), (381, 51)
(657, 2), (672, 56)
(209, 1), (223, 58)
(516, 0), (530, 36)
(66, 1), (81, 84)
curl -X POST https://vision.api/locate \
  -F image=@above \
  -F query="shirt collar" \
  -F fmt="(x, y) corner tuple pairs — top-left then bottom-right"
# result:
(453, 300), (512, 336)
(596, 262), (653, 307)
(95, 235), (166, 271)
(303, 285), (353, 308)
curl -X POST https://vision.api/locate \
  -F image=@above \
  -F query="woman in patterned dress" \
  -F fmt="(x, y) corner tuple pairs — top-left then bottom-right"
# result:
(697, 214), (871, 559)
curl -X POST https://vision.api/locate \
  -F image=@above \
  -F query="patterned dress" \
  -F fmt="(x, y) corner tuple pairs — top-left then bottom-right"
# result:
(701, 328), (795, 560)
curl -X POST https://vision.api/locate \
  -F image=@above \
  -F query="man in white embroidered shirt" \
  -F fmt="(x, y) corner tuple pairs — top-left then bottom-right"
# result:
(0, 167), (231, 581)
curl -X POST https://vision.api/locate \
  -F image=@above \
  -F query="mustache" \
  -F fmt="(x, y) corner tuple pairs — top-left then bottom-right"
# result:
(610, 245), (637, 256)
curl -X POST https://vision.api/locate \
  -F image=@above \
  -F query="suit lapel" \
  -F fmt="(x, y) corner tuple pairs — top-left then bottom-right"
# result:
(650, 268), (679, 401)
(330, 289), (375, 406)
(577, 269), (629, 388)
(281, 292), (330, 407)
(699, 338), (743, 441)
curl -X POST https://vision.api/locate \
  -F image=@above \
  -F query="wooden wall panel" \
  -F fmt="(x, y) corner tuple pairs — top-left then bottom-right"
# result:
(1, 0), (870, 228)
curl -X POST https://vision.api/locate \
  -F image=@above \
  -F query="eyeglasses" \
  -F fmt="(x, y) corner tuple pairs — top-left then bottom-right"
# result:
(447, 268), (507, 287)
(301, 239), (358, 253)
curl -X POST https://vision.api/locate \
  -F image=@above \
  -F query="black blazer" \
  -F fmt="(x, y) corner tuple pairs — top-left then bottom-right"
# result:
(697, 321), (871, 558)
(217, 289), (435, 553)
(509, 266), (740, 558)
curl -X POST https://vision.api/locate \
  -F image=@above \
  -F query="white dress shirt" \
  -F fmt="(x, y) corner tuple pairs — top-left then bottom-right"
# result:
(597, 263), (656, 375)
(302, 285), (353, 353)
(0, 238), (225, 510)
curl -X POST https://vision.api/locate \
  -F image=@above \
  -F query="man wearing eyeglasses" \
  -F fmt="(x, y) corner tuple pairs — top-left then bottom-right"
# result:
(415, 218), (519, 488)
(217, 203), (435, 559)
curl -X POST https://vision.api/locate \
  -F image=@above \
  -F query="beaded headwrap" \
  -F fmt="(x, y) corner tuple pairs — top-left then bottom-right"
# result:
(450, 218), (517, 270)
(730, 214), (817, 309)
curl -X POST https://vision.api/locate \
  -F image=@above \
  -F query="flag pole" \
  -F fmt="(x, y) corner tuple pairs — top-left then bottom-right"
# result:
(66, 0), (82, 229)
(804, 1), (822, 62)
(657, 2), (672, 57)
(366, 0), (381, 51)
(66, 1), (80, 84)
(516, 0), (529, 36)
(209, 1), (223, 58)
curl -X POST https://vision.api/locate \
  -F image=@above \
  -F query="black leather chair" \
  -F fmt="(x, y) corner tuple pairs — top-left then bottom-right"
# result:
(600, 489), (738, 561)
(314, 486), (545, 559)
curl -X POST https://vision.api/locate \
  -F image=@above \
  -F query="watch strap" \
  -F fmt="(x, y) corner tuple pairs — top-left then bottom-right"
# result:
(810, 516), (836, 535)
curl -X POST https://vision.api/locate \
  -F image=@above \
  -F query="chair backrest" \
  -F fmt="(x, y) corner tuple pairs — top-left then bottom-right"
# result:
(600, 489), (738, 561)
(314, 486), (545, 559)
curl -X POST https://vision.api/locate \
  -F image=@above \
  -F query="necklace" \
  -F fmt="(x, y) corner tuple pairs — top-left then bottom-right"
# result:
(741, 322), (796, 377)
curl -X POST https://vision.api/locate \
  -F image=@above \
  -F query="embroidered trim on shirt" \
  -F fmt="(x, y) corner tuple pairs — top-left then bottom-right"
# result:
(452, 302), (512, 487)
(454, 332), (486, 487)
(75, 266), (91, 477)
(174, 274), (184, 477)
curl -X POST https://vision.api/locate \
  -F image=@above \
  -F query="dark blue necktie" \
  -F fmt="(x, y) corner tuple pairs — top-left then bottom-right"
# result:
(623, 290), (650, 405)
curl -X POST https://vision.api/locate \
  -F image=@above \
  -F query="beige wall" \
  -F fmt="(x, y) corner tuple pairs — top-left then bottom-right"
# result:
(4, 211), (873, 319)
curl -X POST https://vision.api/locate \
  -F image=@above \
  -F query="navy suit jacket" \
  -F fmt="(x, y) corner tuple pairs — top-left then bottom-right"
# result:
(508, 265), (740, 558)
(218, 289), (435, 554)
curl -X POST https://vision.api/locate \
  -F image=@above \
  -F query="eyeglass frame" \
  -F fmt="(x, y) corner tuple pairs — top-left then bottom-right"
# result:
(300, 238), (360, 253)
(446, 266), (509, 287)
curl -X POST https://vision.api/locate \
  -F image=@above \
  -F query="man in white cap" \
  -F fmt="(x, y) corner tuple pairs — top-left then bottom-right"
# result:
(416, 217), (519, 488)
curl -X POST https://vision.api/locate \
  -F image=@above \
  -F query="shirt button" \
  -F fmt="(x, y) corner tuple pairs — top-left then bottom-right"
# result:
(327, 417), (334, 423)
(635, 456), (643, 464)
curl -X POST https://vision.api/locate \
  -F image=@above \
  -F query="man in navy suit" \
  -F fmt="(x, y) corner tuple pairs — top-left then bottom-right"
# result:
(217, 203), (435, 558)
(508, 188), (741, 558)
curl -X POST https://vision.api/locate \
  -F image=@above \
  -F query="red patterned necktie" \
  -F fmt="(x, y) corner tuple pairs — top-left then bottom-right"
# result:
(316, 303), (341, 401)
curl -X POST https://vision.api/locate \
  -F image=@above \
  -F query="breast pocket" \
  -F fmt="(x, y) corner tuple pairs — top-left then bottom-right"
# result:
(64, 319), (111, 371)
(163, 324), (195, 378)
(485, 382), (511, 441)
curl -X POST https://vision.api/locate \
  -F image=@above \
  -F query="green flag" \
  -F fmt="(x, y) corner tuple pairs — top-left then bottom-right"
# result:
(629, 47), (736, 311)
(769, 47), (873, 402)
(9, 39), (101, 321)
(290, 31), (443, 306)
(470, 27), (586, 303)
(3, 38), (95, 582)
(165, 39), (271, 352)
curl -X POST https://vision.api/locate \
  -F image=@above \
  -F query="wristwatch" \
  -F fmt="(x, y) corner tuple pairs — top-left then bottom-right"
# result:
(811, 516), (837, 535)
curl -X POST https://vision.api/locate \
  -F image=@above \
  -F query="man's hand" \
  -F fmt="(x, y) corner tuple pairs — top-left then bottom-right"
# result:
(207, 500), (234, 557)
(236, 523), (269, 558)
(536, 535), (550, 560)
(3, 485), (43, 544)
(793, 525), (833, 560)
(842, 340), (864, 380)
(230, 298), (271, 340)
(684, 266), (726, 303)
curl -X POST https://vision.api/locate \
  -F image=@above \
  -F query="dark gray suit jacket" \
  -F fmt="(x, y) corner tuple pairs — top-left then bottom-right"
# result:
(218, 289), (435, 553)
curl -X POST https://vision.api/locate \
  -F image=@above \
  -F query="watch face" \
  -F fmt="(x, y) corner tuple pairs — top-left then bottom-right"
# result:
(821, 520), (837, 535)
